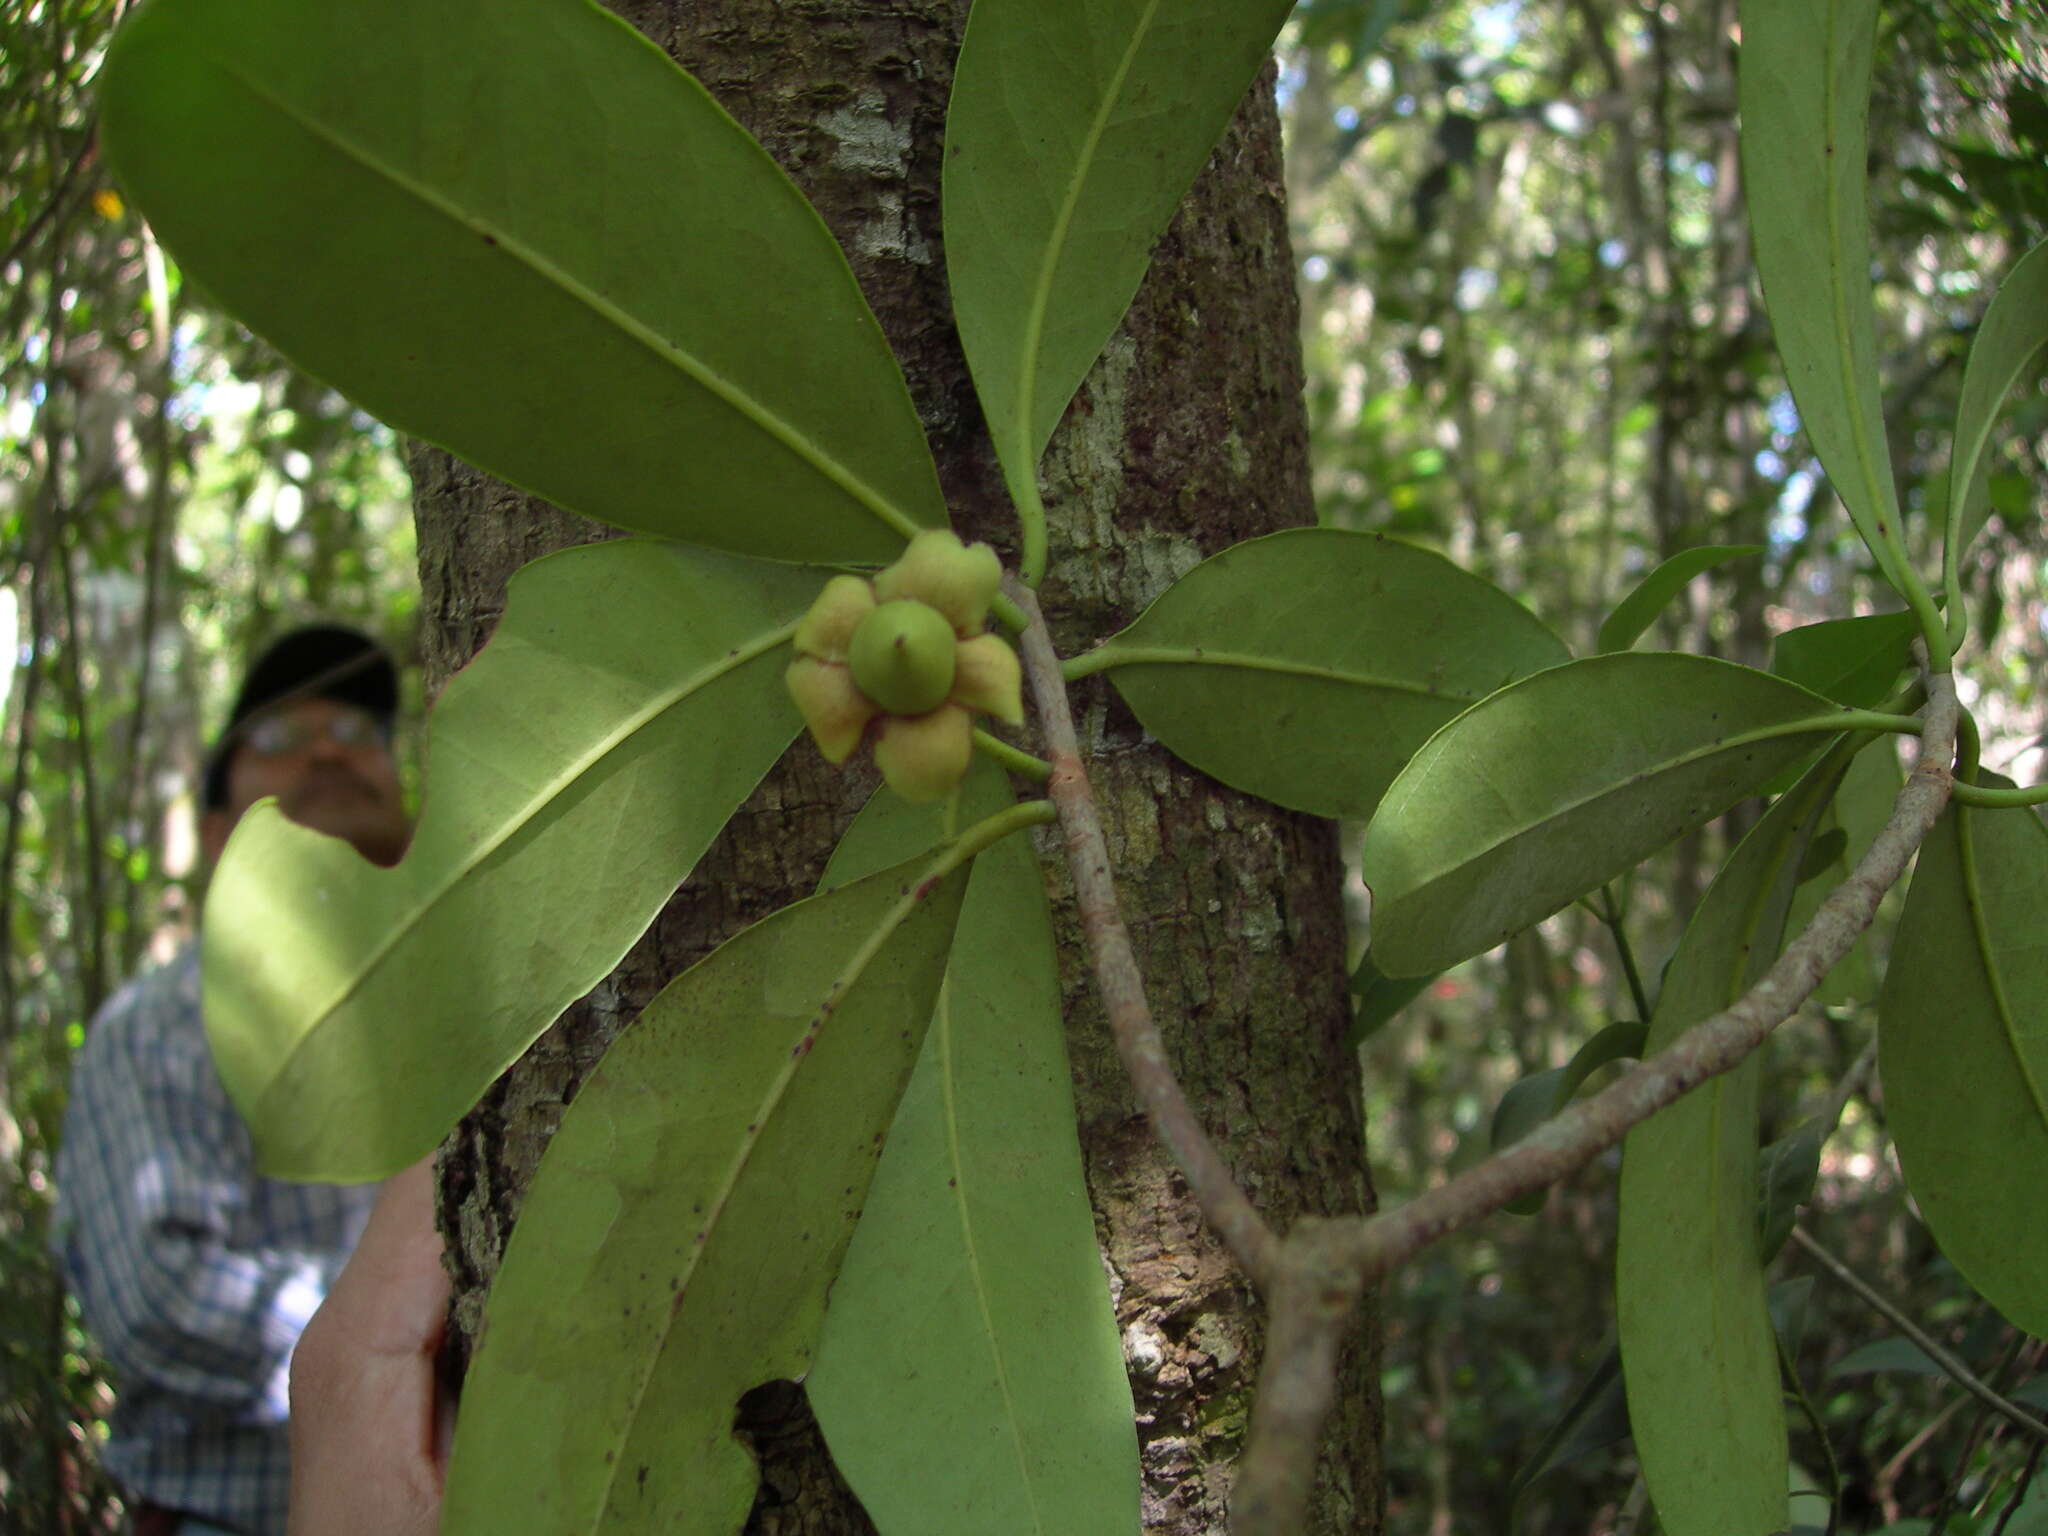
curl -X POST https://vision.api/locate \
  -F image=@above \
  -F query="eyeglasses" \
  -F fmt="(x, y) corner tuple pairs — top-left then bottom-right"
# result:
(239, 704), (389, 758)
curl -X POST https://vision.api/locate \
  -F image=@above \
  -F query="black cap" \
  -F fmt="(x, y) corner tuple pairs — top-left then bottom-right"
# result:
(202, 624), (399, 809)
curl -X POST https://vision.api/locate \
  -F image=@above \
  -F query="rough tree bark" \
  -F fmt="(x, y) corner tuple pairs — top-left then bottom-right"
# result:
(408, 3), (1382, 1530)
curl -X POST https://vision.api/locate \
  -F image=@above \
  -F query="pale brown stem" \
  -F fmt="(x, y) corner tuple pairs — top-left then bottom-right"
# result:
(1333, 674), (1956, 1283)
(1011, 584), (1280, 1288)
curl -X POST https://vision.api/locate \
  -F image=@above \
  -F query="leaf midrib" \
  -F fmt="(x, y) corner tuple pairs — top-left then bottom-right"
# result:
(1818, 0), (1901, 585)
(1093, 643), (1501, 701)
(935, 976), (1048, 1532)
(1012, 0), (1163, 465)
(212, 56), (923, 543)
(596, 864), (956, 1528)
(1395, 717), (1845, 893)
(263, 618), (798, 1105)
(1956, 808), (2048, 1137)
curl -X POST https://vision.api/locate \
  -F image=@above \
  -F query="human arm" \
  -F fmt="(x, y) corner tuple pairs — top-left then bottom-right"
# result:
(287, 1157), (451, 1536)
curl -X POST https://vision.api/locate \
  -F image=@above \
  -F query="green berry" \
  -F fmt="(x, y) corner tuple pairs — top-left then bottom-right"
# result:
(847, 600), (957, 716)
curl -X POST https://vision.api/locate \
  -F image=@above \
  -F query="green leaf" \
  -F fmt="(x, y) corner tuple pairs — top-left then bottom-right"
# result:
(1770, 612), (1918, 710)
(439, 848), (973, 1536)
(1361, 653), (1851, 978)
(1616, 757), (1844, 1536)
(1598, 545), (1763, 653)
(1769, 1277), (1816, 1359)
(1081, 529), (1570, 821)
(1879, 794), (2048, 1338)
(807, 767), (1138, 1535)
(98, 0), (944, 563)
(202, 541), (817, 1181)
(1757, 1119), (1825, 1264)
(1779, 737), (1900, 1005)
(1828, 1338), (1945, 1379)
(1948, 239), (2048, 561)
(1740, 0), (1904, 589)
(1508, 1345), (1631, 1528)
(945, 0), (1294, 530)
(1347, 950), (1433, 1047)
(1490, 1021), (1646, 1215)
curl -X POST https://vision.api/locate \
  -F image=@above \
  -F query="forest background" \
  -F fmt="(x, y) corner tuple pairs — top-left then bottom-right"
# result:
(1, 0), (2044, 1531)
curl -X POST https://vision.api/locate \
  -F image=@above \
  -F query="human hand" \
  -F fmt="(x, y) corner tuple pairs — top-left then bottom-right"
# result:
(287, 1157), (452, 1536)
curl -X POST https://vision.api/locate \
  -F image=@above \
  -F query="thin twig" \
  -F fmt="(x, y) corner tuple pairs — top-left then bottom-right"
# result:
(1235, 675), (1959, 1530)
(1990, 1442), (2045, 1536)
(1789, 1227), (2048, 1444)
(1011, 582), (1279, 1288)
(1334, 674), (1957, 1286)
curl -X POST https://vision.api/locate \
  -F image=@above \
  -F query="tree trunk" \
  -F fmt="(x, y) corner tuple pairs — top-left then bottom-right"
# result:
(410, 3), (1382, 1530)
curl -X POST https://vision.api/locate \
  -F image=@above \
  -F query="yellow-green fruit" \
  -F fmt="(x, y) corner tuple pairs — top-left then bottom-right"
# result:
(847, 600), (957, 716)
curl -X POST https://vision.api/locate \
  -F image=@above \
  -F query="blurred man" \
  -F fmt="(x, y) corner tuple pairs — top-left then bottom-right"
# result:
(55, 625), (414, 1536)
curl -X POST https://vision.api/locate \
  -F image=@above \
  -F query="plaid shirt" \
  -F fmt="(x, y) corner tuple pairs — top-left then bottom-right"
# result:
(53, 943), (377, 1536)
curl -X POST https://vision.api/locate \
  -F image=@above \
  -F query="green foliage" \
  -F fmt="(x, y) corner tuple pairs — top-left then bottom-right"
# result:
(944, 0), (1295, 574)
(1489, 1019), (1644, 1215)
(1615, 754), (1851, 1536)
(1077, 528), (1569, 821)
(1740, 0), (1913, 604)
(808, 766), (1138, 1535)
(1361, 653), (1851, 977)
(202, 541), (819, 1180)
(1879, 793), (2048, 1339)
(1597, 545), (1762, 654)
(440, 844), (974, 1535)
(98, 0), (946, 563)
(1945, 238), (2048, 585)
(1771, 613), (1920, 710)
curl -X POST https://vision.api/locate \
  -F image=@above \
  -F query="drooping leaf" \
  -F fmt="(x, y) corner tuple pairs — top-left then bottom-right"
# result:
(1779, 736), (1900, 1004)
(1770, 611), (1918, 710)
(1347, 949), (1433, 1047)
(1828, 1338), (1946, 1379)
(1079, 529), (1570, 821)
(439, 848), (973, 1536)
(1757, 1119), (1826, 1264)
(98, 0), (945, 563)
(1361, 653), (1852, 977)
(1740, 0), (1904, 589)
(203, 541), (817, 1181)
(945, 0), (1294, 529)
(1616, 754), (1847, 1536)
(1508, 1344), (1631, 1529)
(807, 766), (1138, 1535)
(1879, 793), (2048, 1338)
(1948, 239), (2048, 561)
(1597, 545), (1763, 653)
(1490, 1021), (1646, 1215)
(1769, 1277), (1816, 1360)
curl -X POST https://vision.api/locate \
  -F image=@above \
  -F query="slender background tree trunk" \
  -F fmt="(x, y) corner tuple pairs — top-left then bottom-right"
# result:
(410, 3), (1382, 1529)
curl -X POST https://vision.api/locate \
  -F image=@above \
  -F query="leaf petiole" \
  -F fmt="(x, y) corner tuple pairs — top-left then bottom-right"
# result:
(971, 728), (1052, 782)
(943, 798), (1056, 866)
(1948, 780), (2048, 810)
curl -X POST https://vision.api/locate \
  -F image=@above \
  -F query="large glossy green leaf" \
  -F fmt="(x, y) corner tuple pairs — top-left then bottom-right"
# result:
(1077, 529), (1570, 821)
(945, 0), (1294, 529)
(1597, 545), (1762, 653)
(98, 0), (944, 563)
(1770, 612), (1918, 710)
(439, 849), (972, 1536)
(203, 541), (817, 1181)
(808, 767), (1138, 1534)
(1615, 758), (1844, 1536)
(1740, 0), (1903, 588)
(1880, 794), (2048, 1338)
(1360, 653), (1850, 977)
(1948, 239), (2048, 562)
